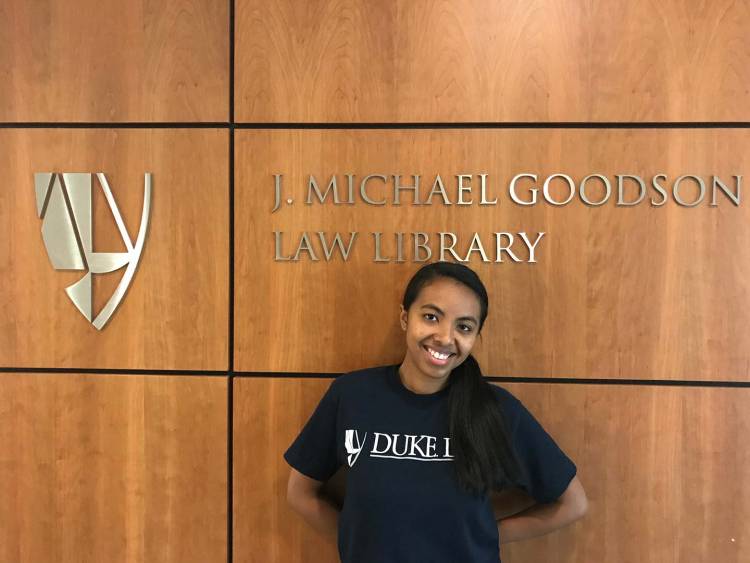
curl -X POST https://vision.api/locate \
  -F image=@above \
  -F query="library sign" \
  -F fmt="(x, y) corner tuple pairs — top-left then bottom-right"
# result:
(270, 171), (742, 264)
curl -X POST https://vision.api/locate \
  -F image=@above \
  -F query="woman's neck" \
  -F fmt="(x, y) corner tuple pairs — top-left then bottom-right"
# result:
(398, 359), (450, 395)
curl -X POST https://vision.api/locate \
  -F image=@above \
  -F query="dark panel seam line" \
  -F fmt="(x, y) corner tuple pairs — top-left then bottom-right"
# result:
(3, 122), (750, 130)
(228, 2), (236, 563)
(0, 368), (227, 376)
(234, 371), (339, 378)
(484, 377), (750, 387)
(227, 374), (234, 563)
(228, 131), (235, 374)
(231, 371), (750, 388)
(0, 122), (231, 129)
(229, 0), (235, 125)
(232, 122), (750, 130)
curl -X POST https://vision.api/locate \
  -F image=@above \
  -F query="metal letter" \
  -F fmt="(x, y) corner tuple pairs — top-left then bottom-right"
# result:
(479, 174), (497, 205)
(292, 232), (319, 261)
(317, 232), (357, 261)
(274, 231), (291, 261)
(673, 175), (706, 207)
(463, 233), (490, 262)
(345, 173), (356, 204)
(393, 174), (421, 205)
(372, 232), (390, 262)
(508, 173), (537, 205)
(456, 175), (473, 205)
(413, 232), (432, 262)
(616, 174), (646, 206)
(494, 232), (521, 263)
(360, 174), (387, 205)
(710, 175), (741, 206)
(395, 232), (405, 263)
(272, 174), (283, 213)
(307, 174), (341, 204)
(518, 232), (545, 263)
(424, 174), (451, 205)
(438, 232), (464, 262)
(580, 174), (612, 206)
(650, 174), (668, 206)
(542, 174), (575, 206)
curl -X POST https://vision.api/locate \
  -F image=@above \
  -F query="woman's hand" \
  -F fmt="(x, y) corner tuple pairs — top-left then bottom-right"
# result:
(286, 468), (340, 543)
(497, 475), (588, 545)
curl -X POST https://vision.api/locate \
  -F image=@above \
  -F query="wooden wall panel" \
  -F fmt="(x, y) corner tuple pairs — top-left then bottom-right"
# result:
(233, 376), (749, 563)
(233, 377), (341, 563)
(235, 0), (750, 123)
(235, 129), (750, 380)
(0, 373), (227, 563)
(0, 129), (228, 370)
(500, 381), (750, 563)
(0, 0), (228, 122)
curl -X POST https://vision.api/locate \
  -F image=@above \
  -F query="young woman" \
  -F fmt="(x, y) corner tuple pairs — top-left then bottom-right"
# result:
(284, 262), (587, 562)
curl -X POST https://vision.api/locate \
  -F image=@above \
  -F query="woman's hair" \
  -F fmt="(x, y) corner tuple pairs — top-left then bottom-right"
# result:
(402, 261), (522, 496)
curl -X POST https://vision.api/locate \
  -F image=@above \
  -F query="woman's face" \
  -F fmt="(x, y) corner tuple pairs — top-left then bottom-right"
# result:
(399, 277), (483, 388)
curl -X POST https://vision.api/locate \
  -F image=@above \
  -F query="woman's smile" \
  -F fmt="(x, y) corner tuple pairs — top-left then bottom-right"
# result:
(423, 344), (455, 365)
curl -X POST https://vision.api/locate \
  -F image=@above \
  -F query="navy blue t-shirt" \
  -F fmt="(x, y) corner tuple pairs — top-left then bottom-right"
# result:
(283, 365), (577, 563)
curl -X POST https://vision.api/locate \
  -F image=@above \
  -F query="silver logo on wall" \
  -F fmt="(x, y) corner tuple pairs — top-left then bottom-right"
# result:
(34, 172), (152, 330)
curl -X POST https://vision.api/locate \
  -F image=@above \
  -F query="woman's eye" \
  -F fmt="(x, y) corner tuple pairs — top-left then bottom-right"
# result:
(423, 313), (437, 322)
(458, 324), (473, 333)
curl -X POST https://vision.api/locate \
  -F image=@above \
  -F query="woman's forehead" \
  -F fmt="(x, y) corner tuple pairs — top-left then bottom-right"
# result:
(414, 278), (482, 317)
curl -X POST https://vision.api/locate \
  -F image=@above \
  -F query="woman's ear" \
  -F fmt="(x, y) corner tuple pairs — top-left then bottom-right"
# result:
(399, 305), (408, 331)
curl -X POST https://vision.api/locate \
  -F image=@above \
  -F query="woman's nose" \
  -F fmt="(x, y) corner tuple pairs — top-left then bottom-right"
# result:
(434, 324), (453, 344)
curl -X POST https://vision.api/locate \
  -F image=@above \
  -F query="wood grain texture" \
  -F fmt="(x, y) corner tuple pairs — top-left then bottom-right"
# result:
(0, 0), (228, 122)
(0, 129), (228, 370)
(233, 377), (341, 563)
(0, 373), (227, 563)
(233, 376), (749, 563)
(500, 381), (749, 563)
(235, 129), (750, 380)
(235, 0), (750, 123)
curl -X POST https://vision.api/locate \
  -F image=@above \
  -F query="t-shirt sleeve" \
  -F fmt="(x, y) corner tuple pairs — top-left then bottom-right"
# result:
(506, 393), (577, 504)
(283, 379), (342, 482)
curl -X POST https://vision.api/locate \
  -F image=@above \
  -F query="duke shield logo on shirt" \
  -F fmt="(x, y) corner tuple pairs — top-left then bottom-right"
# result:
(345, 429), (368, 467)
(34, 172), (152, 330)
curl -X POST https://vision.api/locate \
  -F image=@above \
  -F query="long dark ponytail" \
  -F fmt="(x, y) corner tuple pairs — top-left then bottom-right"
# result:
(402, 262), (522, 496)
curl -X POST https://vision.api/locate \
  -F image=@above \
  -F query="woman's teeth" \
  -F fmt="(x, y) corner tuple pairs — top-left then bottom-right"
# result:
(427, 347), (451, 360)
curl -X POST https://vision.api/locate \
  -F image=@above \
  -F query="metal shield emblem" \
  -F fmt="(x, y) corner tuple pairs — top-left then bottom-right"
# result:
(34, 172), (152, 330)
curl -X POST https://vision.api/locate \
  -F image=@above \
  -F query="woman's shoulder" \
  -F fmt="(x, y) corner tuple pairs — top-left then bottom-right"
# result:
(330, 364), (394, 392)
(487, 382), (522, 406)
(486, 384), (558, 441)
(486, 383), (527, 423)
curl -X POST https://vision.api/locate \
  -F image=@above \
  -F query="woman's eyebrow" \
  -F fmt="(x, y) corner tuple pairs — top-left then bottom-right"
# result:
(421, 304), (444, 315)
(421, 304), (478, 324)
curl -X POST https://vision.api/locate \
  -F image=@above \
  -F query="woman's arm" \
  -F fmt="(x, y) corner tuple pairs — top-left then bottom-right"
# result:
(286, 467), (340, 543)
(497, 475), (588, 545)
